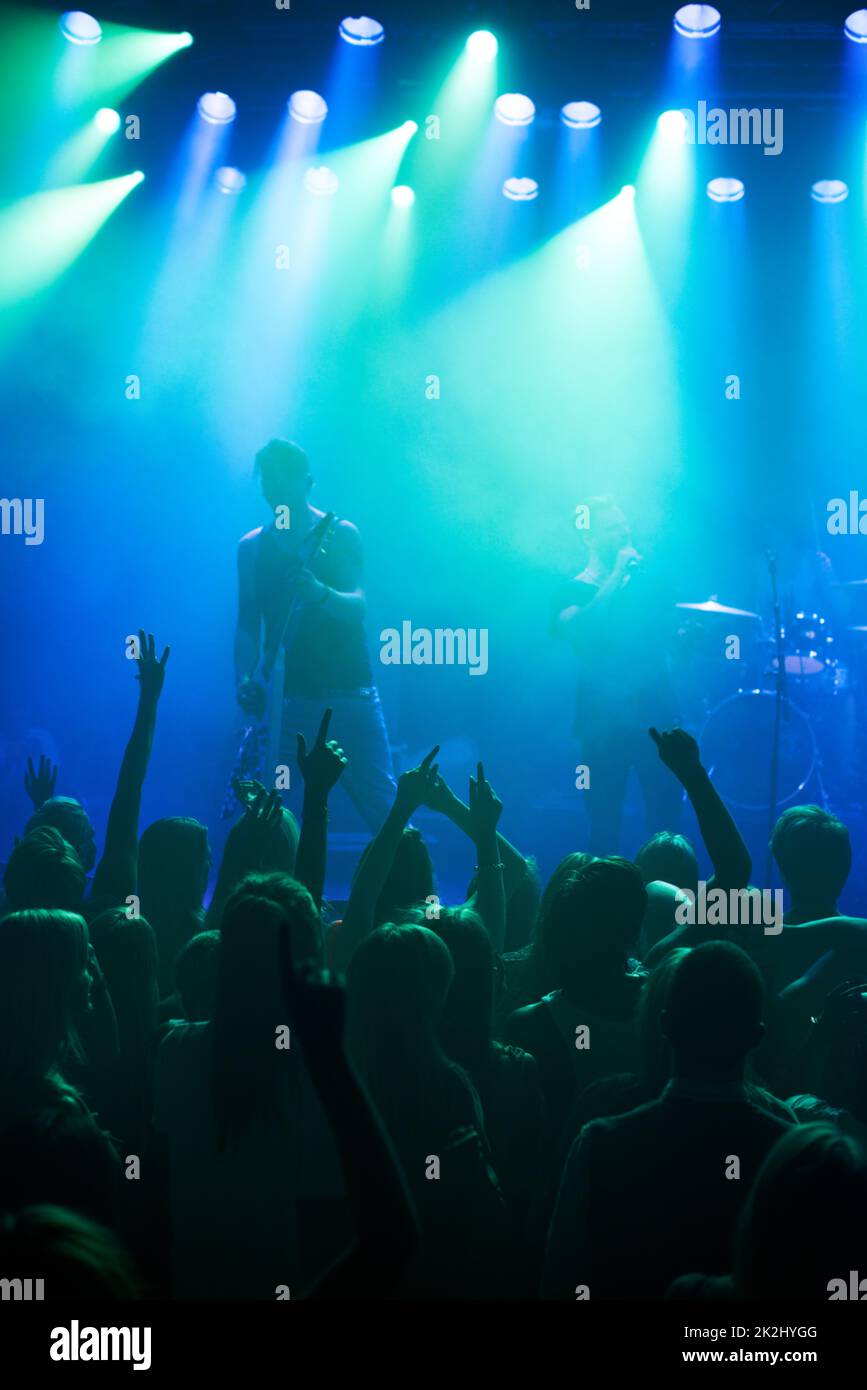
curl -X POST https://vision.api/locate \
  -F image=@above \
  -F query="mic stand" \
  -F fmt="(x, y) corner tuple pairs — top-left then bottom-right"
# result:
(764, 551), (787, 884)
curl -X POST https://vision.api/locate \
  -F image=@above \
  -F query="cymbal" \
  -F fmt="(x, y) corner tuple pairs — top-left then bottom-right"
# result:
(850, 626), (867, 633)
(676, 598), (760, 619)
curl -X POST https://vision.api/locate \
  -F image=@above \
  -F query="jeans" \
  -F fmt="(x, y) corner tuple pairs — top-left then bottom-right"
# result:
(279, 687), (396, 834)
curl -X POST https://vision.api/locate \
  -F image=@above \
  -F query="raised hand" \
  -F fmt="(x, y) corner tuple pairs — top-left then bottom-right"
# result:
(297, 708), (348, 801)
(229, 781), (284, 863)
(422, 771), (459, 816)
(24, 752), (57, 809)
(467, 762), (503, 842)
(135, 630), (170, 703)
(395, 746), (440, 817)
(649, 726), (703, 783)
(279, 922), (345, 1059)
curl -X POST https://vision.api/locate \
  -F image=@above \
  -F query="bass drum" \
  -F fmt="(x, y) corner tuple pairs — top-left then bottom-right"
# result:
(700, 689), (816, 812)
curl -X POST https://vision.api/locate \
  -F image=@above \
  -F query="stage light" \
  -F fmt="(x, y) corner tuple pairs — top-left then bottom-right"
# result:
(178, 32), (194, 48)
(494, 93), (535, 127)
(560, 101), (602, 130)
(466, 30), (498, 61)
(707, 176), (744, 202)
(673, 4), (721, 38)
(59, 11), (102, 45)
(94, 108), (121, 135)
(502, 176), (538, 201)
(402, 120), (419, 136)
(197, 92), (236, 125)
(658, 109), (688, 142)
(811, 179), (849, 203)
(339, 16), (385, 46)
(215, 166), (247, 194)
(391, 184), (415, 207)
(289, 90), (328, 125)
(620, 184), (636, 200)
(304, 166), (339, 196)
(844, 10), (867, 42)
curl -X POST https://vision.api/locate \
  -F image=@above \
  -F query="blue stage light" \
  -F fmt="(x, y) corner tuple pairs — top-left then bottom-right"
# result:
(811, 179), (848, 204)
(844, 10), (867, 42)
(561, 101), (602, 130)
(707, 176), (744, 202)
(339, 16), (384, 46)
(494, 93), (535, 127)
(289, 90), (328, 125)
(215, 167), (247, 194)
(502, 177), (539, 201)
(673, 5), (721, 39)
(391, 185), (415, 208)
(197, 92), (236, 125)
(59, 11), (102, 45)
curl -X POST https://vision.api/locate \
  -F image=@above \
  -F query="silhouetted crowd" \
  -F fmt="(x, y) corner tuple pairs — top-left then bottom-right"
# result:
(3, 633), (867, 1301)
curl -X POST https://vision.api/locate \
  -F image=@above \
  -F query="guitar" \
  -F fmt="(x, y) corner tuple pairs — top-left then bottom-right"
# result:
(222, 510), (338, 817)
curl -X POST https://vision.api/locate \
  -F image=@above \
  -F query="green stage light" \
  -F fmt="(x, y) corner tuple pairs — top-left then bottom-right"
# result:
(56, 24), (194, 107)
(0, 170), (144, 307)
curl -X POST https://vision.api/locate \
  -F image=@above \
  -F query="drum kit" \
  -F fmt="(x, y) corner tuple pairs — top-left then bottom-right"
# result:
(672, 587), (867, 814)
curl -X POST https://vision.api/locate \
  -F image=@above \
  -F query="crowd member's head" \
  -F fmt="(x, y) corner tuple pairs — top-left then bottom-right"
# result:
(636, 831), (699, 897)
(541, 857), (647, 993)
(25, 798), (96, 874)
(638, 948), (690, 1094)
(211, 873), (320, 1149)
(175, 930), (221, 1022)
(88, 907), (159, 1047)
(0, 910), (92, 1112)
(424, 906), (496, 1069)
(3, 828), (87, 913)
(662, 941), (764, 1082)
(0, 1206), (139, 1299)
(771, 805), (851, 916)
(354, 828), (434, 928)
(254, 438), (311, 515)
(347, 923), (458, 1158)
(531, 852), (594, 991)
(732, 1125), (867, 1300)
(138, 817), (210, 914)
(138, 817), (210, 991)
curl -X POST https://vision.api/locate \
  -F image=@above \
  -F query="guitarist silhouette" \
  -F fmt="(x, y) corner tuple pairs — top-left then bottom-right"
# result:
(233, 439), (396, 832)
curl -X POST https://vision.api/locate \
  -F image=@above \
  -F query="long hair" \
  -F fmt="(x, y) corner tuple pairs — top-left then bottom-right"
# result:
(353, 828), (435, 927)
(0, 910), (90, 1114)
(346, 923), (464, 1167)
(423, 907), (495, 1070)
(210, 873), (320, 1151)
(531, 852), (595, 994)
(3, 828), (87, 912)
